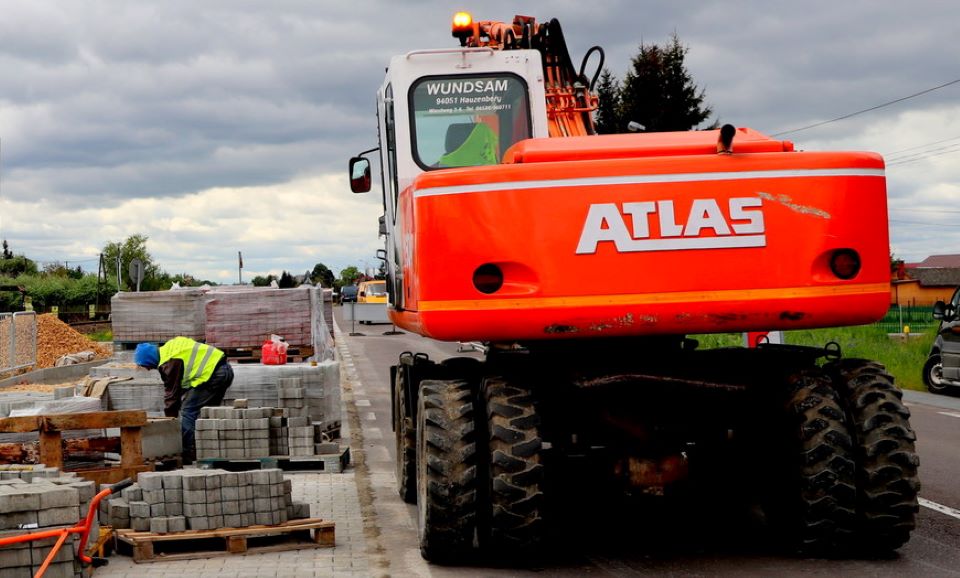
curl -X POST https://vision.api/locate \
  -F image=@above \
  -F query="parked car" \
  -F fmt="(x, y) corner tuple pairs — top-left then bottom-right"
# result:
(340, 284), (359, 304)
(924, 287), (960, 394)
(358, 280), (387, 304)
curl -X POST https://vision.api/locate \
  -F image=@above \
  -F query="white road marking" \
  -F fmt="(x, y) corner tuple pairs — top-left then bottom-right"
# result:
(920, 498), (960, 521)
(937, 411), (960, 419)
(355, 399), (371, 407)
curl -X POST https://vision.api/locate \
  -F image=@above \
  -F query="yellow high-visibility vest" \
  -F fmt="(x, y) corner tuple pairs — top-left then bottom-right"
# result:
(159, 337), (225, 389)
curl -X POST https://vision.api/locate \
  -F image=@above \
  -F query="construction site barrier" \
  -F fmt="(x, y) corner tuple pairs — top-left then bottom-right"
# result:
(0, 311), (37, 375)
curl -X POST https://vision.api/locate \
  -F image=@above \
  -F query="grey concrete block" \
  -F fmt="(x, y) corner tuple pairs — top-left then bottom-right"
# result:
(184, 502), (206, 517)
(181, 473), (206, 491)
(168, 515), (186, 533)
(240, 513), (254, 527)
(149, 517), (168, 534)
(222, 500), (240, 515)
(0, 491), (40, 514)
(221, 486), (240, 501)
(286, 416), (309, 427)
(209, 514), (224, 529)
(232, 399), (248, 409)
(223, 513), (242, 528)
(150, 503), (166, 517)
(163, 489), (183, 503)
(0, 544), (32, 567)
(253, 497), (272, 512)
(142, 489), (164, 504)
(128, 501), (150, 518)
(188, 516), (209, 531)
(315, 442), (339, 454)
(205, 475), (222, 490)
(255, 512), (273, 526)
(167, 502), (183, 517)
(207, 501), (222, 516)
(69, 480), (96, 502)
(183, 489), (206, 504)
(137, 471), (164, 491)
(253, 485), (271, 499)
(161, 472), (182, 489)
(132, 517), (151, 531)
(205, 488), (221, 503)
(38, 486), (78, 510)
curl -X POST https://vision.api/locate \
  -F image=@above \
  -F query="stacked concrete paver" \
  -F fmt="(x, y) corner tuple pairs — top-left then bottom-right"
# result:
(100, 469), (311, 532)
(195, 406), (272, 459)
(0, 465), (97, 578)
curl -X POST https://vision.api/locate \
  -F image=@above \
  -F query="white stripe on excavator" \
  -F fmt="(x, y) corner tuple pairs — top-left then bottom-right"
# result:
(920, 498), (960, 521)
(414, 168), (886, 198)
(937, 411), (960, 419)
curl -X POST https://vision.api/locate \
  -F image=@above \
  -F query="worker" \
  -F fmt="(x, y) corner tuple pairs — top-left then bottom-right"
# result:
(134, 337), (234, 462)
(438, 121), (499, 167)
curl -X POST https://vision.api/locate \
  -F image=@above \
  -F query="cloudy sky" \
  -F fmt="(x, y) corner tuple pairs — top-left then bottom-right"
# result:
(0, 1), (958, 283)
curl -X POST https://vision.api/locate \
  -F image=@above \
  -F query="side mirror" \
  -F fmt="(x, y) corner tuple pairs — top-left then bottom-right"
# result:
(378, 215), (387, 236)
(933, 301), (956, 321)
(376, 249), (387, 262)
(349, 157), (371, 193)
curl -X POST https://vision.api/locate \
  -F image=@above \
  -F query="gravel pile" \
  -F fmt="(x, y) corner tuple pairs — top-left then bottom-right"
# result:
(36, 314), (111, 369)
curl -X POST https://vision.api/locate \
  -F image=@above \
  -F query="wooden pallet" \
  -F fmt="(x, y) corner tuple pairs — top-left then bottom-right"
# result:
(115, 517), (335, 563)
(223, 345), (315, 364)
(197, 447), (350, 473)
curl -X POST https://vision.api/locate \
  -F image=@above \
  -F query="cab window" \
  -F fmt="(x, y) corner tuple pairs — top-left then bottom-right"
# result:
(409, 73), (531, 170)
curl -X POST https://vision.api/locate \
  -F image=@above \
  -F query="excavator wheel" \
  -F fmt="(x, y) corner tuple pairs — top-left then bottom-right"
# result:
(776, 369), (857, 555)
(415, 379), (479, 562)
(826, 359), (920, 553)
(394, 364), (417, 504)
(481, 377), (544, 554)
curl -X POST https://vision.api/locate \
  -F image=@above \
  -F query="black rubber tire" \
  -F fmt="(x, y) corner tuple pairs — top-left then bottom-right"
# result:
(778, 369), (857, 555)
(922, 354), (949, 394)
(826, 359), (920, 554)
(416, 379), (478, 562)
(394, 365), (417, 504)
(482, 377), (544, 553)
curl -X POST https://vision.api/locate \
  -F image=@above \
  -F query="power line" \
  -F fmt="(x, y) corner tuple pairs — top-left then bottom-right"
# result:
(892, 208), (960, 214)
(772, 77), (960, 137)
(887, 144), (960, 166)
(884, 134), (960, 157)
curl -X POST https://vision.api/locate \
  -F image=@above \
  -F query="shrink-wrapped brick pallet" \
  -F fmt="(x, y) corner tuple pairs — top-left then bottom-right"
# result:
(111, 289), (207, 343)
(204, 287), (313, 349)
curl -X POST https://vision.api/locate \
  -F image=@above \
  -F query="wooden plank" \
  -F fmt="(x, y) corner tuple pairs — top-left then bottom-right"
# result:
(70, 464), (153, 486)
(38, 430), (63, 469)
(118, 519), (332, 543)
(119, 427), (144, 468)
(125, 540), (324, 563)
(0, 410), (147, 433)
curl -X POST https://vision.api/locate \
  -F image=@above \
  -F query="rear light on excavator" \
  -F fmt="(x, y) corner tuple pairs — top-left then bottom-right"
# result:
(452, 12), (474, 46)
(473, 263), (504, 294)
(830, 249), (861, 280)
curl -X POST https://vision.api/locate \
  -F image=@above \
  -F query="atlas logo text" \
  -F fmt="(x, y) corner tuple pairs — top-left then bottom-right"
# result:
(576, 197), (766, 254)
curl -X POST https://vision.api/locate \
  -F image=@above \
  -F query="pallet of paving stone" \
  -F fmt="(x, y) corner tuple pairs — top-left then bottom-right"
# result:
(197, 447), (349, 473)
(115, 517), (335, 563)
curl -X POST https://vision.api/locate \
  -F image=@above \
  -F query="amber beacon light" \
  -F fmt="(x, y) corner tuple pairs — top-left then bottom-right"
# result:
(452, 12), (473, 45)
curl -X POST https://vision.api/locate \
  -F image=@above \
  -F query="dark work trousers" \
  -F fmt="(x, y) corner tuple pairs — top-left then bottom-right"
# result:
(180, 360), (234, 453)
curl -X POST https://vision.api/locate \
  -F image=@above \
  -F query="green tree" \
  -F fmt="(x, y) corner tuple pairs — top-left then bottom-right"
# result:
(0, 255), (38, 277)
(594, 69), (623, 134)
(278, 271), (296, 289)
(1, 240), (12, 260)
(102, 234), (158, 291)
(311, 263), (335, 288)
(339, 266), (361, 286)
(618, 33), (714, 132)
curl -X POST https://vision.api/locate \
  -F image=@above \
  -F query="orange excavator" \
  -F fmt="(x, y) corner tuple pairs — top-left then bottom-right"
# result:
(349, 13), (918, 562)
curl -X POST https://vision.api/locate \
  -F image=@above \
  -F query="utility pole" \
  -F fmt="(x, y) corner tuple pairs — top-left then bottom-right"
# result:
(238, 251), (243, 285)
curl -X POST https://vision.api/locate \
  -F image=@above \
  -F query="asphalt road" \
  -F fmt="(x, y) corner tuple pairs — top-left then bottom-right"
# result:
(334, 308), (960, 577)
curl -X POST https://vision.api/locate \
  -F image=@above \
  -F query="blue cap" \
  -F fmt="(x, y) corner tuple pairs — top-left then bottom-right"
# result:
(134, 343), (160, 369)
